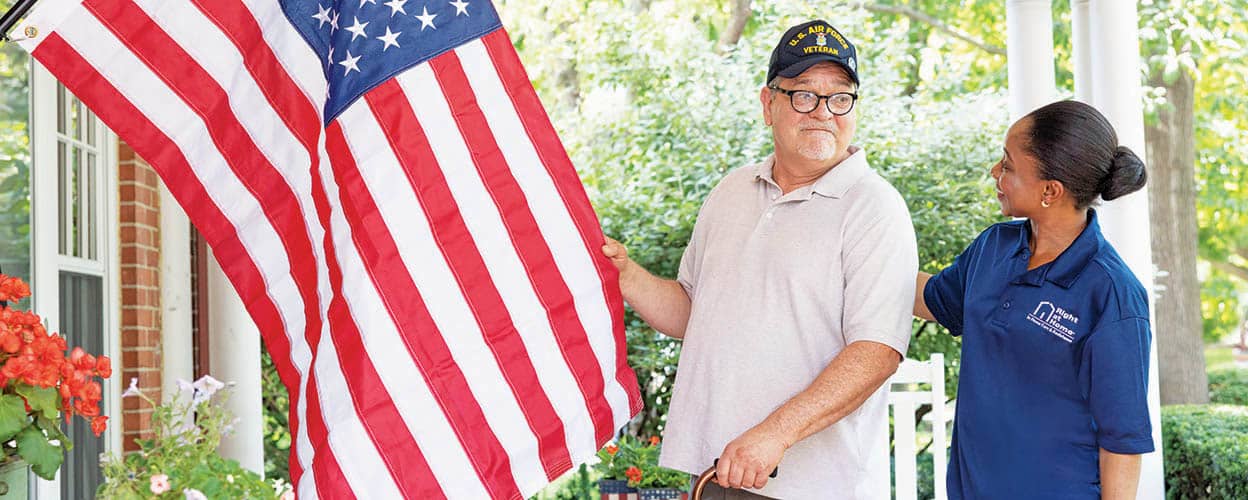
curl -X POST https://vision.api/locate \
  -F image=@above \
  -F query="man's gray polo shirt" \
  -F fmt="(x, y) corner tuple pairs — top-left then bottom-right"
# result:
(659, 149), (918, 499)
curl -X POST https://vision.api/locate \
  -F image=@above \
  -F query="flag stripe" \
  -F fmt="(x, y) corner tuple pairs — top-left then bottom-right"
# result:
(234, 0), (330, 115)
(394, 55), (602, 470)
(357, 72), (553, 494)
(365, 78), (574, 480)
(429, 52), (619, 448)
(85, 0), (329, 488)
(454, 40), (634, 445)
(315, 155), (446, 498)
(302, 372), (357, 500)
(327, 108), (496, 499)
(81, 0), (324, 356)
(31, 28), (351, 499)
(163, 0), (327, 486)
(481, 31), (643, 415)
(324, 112), (524, 499)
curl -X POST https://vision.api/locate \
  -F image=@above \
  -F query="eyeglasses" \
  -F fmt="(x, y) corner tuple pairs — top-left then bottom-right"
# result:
(768, 86), (858, 116)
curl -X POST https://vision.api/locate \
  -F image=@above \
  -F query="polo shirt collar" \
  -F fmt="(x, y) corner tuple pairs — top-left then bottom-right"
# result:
(753, 146), (869, 200)
(1011, 210), (1104, 289)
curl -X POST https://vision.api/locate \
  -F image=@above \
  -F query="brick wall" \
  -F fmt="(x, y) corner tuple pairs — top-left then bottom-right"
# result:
(118, 142), (162, 452)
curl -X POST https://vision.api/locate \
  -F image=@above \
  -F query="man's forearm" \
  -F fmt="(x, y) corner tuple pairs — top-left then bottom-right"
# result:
(618, 261), (692, 339)
(757, 341), (900, 446)
(1099, 449), (1141, 500)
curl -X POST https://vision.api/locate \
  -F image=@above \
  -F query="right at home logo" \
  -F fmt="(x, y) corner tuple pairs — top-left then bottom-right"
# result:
(1026, 300), (1080, 343)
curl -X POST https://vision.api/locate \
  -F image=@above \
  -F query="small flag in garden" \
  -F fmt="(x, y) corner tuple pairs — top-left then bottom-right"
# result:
(12, 0), (641, 497)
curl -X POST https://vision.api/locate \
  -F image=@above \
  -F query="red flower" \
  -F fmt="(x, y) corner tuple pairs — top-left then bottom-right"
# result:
(90, 415), (107, 437)
(625, 466), (643, 483)
(0, 331), (18, 354)
(605, 444), (619, 456)
(0, 275), (31, 302)
(0, 274), (110, 442)
(95, 356), (112, 378)
(649, 436), (661, 447)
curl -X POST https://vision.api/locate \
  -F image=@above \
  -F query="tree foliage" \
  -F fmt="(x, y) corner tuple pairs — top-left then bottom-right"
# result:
(1140, 0), (1248, 342)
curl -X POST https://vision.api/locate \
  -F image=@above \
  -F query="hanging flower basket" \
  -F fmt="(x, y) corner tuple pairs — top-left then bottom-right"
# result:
(0, 458), (29, 499)
(0, 274), (111, 481)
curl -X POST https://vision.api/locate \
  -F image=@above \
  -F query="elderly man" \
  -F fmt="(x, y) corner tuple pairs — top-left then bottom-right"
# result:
(602, 20), (918, 499)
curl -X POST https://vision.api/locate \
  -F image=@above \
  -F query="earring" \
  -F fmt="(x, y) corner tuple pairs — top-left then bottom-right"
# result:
(1041, 200), (1051, 208)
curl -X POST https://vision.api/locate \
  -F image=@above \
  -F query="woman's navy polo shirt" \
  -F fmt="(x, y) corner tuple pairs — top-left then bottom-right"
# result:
(924, 210), (1154, 499)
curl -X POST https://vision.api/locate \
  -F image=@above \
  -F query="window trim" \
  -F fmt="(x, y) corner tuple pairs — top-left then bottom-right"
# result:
(29, 59), (121, 499)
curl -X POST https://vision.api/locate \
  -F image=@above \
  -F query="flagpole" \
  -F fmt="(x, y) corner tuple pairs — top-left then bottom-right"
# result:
(0, 0), (40, 42)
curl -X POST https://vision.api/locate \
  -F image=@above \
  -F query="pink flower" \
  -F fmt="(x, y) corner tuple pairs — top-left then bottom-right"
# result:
(150, 474), (170, 494)
(121, 377), (142, 398)
(280, 490), (296, 500)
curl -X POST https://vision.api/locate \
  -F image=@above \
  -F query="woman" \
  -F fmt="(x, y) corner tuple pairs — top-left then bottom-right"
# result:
(914, 100), (1152, 499)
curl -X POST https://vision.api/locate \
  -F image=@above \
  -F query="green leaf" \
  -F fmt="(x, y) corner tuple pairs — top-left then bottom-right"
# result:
(15, 383), (60, 420)
(16, 425), (64, 480)
(36, 415), (72, 451)
(0, 394), (27, 442)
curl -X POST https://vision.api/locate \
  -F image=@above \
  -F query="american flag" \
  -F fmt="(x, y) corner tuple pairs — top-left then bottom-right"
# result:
(14, 0), (641, 497)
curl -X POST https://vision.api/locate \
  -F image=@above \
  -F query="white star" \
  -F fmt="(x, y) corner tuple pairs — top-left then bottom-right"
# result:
(329, 11), (340, 32)
(415, 6), (437, 30)
(345, 16), (369, 41)
(377, 27), (401, 51)
(383, 0), (407, 16)
(312, 4), (332, 28)
(359, 0), (376, 6)
(450, 0), (469, 16)
(327, 46), (334, 64)
(338, 50), (362, 75)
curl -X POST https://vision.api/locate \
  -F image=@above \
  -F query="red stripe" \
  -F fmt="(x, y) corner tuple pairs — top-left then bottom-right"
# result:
(426, 54), (618, 448)
(188, 0), (321, 153)
(30, 33), (348, 498)
(314, 163), (446, 499)
(186, 0), (327, 484)
(325, 120), (522, 499)
(481, 31), (643, 417)
(303, 373), (355, 499)
(364, 79), (573, 479)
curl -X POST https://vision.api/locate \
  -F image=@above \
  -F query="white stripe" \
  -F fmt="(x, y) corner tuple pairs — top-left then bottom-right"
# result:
(15, 0), (85, 53)
(458, 40), (632, 431)
(394, 64), (599, 468)
(336, 95), (548, 494)
(324, 109), (493, 498)
(305, 297), (404, 498)
(237, 0), (329, 112)
(125, 0), (325, 483)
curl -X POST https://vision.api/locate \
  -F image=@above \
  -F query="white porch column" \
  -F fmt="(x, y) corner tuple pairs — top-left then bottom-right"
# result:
(1084, 0), (1165, 497)
(207, 249), (265, 475)
(159, 184), (194, 401)
(1005, 0), (1057, 120)
(1070, 0), (1093, 101)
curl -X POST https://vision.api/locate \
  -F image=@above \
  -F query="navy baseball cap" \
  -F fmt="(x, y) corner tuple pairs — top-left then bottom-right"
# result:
(767, 20), (859, 85)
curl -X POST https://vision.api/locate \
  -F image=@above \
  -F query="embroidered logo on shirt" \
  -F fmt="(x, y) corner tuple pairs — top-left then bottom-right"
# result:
(1027, 301), (1080, 343)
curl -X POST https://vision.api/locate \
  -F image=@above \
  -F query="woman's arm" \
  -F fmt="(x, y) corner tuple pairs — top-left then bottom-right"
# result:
(1099, 448), (1141, 500)
(914, 272), (935, 321)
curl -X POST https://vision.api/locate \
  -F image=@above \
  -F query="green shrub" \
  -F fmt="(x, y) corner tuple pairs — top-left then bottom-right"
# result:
(1162, 405), (1248, 499)
(99, 377), (291, 499)
(1208, 368), (1248, 406)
